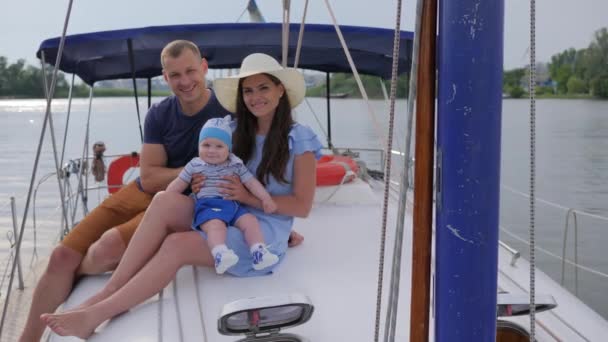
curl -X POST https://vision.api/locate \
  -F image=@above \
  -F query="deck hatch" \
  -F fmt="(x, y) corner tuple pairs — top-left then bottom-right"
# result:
(218, 294), (313, 341)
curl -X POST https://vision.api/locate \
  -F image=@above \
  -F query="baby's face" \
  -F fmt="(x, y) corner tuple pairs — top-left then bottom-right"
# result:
(199, 137), (229, 164)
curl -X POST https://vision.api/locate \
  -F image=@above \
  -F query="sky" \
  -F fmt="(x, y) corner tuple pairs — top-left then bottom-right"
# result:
(1, 0), (607, 70)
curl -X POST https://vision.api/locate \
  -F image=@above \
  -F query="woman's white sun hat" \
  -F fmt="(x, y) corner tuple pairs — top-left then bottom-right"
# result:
(213, 53), (306, 113)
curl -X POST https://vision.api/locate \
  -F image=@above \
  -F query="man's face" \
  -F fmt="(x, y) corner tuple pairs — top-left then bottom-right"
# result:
(162, 49), (208, 108)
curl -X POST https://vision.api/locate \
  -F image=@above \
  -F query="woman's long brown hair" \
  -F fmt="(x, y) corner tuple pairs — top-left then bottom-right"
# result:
(232, 73), (293, 185)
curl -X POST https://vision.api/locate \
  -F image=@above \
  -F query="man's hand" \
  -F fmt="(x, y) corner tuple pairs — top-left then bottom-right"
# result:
(191, 173), (205, 193)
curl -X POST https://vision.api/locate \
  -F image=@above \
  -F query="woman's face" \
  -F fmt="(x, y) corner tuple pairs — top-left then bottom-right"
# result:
(241, 74), (285, 120)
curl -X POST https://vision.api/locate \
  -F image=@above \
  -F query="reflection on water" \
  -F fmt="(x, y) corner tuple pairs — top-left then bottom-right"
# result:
(0, 97), (607, 318)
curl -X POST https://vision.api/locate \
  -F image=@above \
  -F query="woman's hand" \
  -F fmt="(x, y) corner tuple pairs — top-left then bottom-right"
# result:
(191, 173), (205, 193)
(220, 174), (251, 203)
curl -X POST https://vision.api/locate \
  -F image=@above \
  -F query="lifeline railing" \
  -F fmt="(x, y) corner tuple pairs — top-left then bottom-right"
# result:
(0, 153), (136, 336)
(499, 185), (608, 298)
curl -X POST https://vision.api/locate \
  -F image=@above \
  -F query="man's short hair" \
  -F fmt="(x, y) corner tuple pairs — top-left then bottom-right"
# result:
(160, 40), (202, 68)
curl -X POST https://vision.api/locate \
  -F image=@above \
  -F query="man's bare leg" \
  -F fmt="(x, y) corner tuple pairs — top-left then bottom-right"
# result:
(77, 229), (126, 276)
(18, 246), (82, 342)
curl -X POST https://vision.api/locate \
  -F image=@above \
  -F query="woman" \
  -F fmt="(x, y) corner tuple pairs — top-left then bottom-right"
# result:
(42, 53), (322, 338)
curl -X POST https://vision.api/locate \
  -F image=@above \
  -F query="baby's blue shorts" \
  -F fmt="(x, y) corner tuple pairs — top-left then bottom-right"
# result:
(191, 197), (284, 277)
(192, 197), (248, 229)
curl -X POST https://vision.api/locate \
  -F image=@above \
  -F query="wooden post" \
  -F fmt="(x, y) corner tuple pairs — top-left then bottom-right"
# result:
(409, 0), (437, 340)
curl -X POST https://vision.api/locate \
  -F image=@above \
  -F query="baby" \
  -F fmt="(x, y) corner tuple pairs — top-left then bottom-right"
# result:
(166, 116), (279, 274)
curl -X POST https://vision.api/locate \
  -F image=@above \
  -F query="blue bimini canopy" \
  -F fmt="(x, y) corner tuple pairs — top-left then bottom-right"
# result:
(37, 22), (413, 85)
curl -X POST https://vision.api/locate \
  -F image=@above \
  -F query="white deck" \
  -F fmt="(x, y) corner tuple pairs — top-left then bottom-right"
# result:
(45, 179), (608, 341)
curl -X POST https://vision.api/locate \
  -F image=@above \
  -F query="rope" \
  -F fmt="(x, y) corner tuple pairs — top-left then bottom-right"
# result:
(379, 75), (406, 156)
(322, 0), (387, 146)
(293, 0), (309, 69)
(528, 0), (538, 339)
(39, 54), (71, 252)
(235, 4), (248, 22)
(371, 0), (404, 339)
(0, 1), (75, 337)
(381, 0), (410, 340)
(316, 170), (355, 204)
(502, 184), (608, 222)
(303, 98), (329, 139)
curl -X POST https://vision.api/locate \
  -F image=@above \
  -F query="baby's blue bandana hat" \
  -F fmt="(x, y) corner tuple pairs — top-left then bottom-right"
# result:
(199, 115), (232, 151)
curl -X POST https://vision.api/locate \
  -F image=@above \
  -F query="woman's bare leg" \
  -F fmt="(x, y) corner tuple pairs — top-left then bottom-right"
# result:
(42, 230), (213, 338)
(66, 191), (195, 310)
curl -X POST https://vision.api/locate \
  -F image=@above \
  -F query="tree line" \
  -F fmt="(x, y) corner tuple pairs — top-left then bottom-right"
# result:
(504, 27), (608, 99)
(306, 73), (410, 99)
(0, 56), (90, 98)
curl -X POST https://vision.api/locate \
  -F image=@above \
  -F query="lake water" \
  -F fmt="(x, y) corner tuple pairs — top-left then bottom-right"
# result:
(0, 97), (607, 319)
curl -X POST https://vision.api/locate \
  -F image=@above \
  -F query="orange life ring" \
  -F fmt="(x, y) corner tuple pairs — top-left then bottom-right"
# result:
(107, 153), (140, 194)
(316, 155), (359, 186)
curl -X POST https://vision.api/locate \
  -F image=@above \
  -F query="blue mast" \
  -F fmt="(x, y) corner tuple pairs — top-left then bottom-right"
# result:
(435, 0), (504, 340)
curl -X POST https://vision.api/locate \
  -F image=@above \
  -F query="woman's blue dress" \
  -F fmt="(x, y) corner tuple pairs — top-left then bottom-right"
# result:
(202, 123), (322, 277)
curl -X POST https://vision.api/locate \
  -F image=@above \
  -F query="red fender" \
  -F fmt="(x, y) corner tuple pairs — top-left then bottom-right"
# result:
(107, 154), (140, 194)
(316, 155), (359, 186)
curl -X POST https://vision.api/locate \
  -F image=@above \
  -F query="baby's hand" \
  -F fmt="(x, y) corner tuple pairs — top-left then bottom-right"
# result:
(262, 199), (277, 214)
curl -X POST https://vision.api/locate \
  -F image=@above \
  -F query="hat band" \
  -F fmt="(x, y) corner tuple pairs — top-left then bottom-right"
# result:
(199, 127), (232, 151)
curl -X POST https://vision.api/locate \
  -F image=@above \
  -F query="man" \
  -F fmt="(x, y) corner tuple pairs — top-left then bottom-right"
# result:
(19, 40), (230, 342)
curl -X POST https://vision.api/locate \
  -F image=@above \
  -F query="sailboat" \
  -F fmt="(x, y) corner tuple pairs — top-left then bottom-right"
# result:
(2, 0), (608, 341)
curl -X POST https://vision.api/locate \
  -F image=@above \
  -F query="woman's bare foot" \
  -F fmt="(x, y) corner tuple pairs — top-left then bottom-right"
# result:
(288, 230), (304, 247)
(40, 310), (100, 339)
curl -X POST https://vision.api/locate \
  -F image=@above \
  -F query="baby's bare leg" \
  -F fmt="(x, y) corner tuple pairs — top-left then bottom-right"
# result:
(200, 219), (227, 248)
(233, 213), (264, 246)
(234, 214), (278, 270)
(202, 219), (238, 274)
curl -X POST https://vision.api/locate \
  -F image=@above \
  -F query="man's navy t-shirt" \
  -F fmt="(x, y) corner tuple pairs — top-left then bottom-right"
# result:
(143, 91), (231, 169)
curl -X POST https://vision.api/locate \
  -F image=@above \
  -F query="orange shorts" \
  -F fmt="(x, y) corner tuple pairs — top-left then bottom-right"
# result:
(61, 181), (153, 255)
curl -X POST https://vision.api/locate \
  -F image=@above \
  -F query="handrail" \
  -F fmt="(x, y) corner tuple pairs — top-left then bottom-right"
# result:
(499, 241), (520, 266)
(561, 209), (579, 296)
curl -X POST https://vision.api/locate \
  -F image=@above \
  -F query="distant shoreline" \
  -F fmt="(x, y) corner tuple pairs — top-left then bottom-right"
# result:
(2, 92), (604, 101)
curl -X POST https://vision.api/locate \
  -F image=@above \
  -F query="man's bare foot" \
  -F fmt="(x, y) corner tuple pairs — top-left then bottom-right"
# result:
(40, 310), (99, 339)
